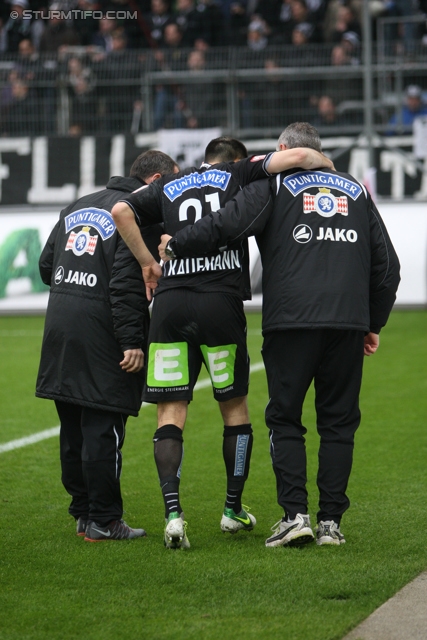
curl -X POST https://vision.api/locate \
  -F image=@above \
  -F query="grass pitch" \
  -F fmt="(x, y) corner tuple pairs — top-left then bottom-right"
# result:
(0, 310), (426, 640)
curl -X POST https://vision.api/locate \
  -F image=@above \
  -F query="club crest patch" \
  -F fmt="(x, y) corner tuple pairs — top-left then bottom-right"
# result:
(66, 226), (98, 256)
(303, 188), (348, 217)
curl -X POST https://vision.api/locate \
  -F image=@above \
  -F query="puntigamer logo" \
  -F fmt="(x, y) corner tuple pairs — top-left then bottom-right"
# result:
(283, 171), (363, 200)
(64, 208), (116, 241)
(164, 170), (232, 202)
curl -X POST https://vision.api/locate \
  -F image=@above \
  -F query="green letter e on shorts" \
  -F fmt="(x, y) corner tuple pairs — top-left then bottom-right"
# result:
(147, 342), (189, 387)
(201, 344), (237, 389)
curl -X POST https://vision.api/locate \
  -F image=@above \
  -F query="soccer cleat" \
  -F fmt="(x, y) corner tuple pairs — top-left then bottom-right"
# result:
(265, 513), (314, 548)
(220, 505), (256, 533)
(76, 516), (87, 536)
(164, 512), (190, 549)
(316, 520), (346, 546)
(84, 519), (146, 542)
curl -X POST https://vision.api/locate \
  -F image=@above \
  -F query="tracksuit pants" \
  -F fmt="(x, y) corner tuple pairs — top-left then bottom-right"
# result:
(262, 329), (365, 524)
(55, 401), (127, 526)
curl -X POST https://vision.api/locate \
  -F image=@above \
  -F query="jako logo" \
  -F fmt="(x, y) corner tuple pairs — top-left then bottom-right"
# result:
(63, 269), (97, 287)
(316, 228), (358, 242)
(54, 266), (64, 284)
(293, 224), (313, 243)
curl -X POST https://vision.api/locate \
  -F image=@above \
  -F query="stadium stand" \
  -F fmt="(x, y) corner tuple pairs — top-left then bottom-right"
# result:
(0, 0), (426, 135)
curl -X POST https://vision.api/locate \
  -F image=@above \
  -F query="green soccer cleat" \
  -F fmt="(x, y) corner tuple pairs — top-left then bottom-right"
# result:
(220, 505), (256, 533)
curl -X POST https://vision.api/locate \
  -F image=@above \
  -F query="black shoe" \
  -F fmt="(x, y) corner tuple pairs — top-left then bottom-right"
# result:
(76, 516), (88, 537)
(84, 519), (146, 542)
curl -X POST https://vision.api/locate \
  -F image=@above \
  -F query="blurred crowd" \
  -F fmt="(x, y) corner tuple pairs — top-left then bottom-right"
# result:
(0, 0), (427, 135)
(2, 0), (427, 53)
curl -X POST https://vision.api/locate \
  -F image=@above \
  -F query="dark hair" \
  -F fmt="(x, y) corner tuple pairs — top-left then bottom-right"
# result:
(277, 122), (322, 152)
(129, 150), (177, 179)
(204, 137), (248, 163)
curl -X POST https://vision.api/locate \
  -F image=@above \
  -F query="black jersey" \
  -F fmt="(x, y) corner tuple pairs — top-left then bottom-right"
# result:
(120, 154), (273, 299)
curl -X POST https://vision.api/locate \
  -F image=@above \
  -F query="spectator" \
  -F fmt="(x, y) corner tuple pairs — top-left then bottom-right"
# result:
(72, 0), (99, 46)
(329, 3), (361, 43)
(312, 94), (347, 127)
(252, 57), (286, 128)
(174, 49), (219, 128)
(0, 76), (41, 135)
(38, 8), (80, 53)
(247, 16), (269, 50)
(387, 84), (427, 133)
(291, 21), (315, 44)
(327, 42), (363, 103)
(174, 0), (202, 47)
(91, 15), (117, 52)
(94, 28), (140, 132)
(144, 0), (172, 47)
(4, 0), (32, 53)
(228, 2), (250, 45)
(163, 22), (185, 49)
(276, 0), (321, 43)
(16, 38), (40, 81)
(196, 0), (226, 46)
(0, 18), (7, 55)
(67, 56), (97, 133)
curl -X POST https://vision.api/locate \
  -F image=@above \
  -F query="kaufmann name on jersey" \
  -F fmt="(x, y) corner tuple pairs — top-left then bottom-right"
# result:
(164, 249), (241, 277)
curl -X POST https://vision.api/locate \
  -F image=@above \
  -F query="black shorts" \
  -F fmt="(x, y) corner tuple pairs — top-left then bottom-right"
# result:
(143, 289), (249, 403)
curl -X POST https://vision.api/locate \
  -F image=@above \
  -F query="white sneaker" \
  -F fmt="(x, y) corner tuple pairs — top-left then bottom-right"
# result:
(316, 520), (345, 546)
(220, 506), (256, 533)
(164, 512), (190, 549)
(265, 513), (314, 548)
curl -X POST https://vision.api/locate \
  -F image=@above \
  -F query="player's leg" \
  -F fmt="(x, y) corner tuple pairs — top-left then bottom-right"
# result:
(314, 329), (364, 546)
(144, 290), (201, 548)
(55, 400), (88, 535)
(196, 292), (255, 533)
(218, 396), (256, 532)
(153, 401), (190, 548)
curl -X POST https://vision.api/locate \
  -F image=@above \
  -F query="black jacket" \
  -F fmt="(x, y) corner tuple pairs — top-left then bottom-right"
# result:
(36, 176), (155, 416)
(169, 170), (400, 334)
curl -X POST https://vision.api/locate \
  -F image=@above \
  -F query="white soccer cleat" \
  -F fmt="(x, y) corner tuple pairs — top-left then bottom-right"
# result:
(164, 512), (190, 549)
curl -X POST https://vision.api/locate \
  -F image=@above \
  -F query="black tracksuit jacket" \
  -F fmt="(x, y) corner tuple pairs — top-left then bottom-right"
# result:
(168, 169), (401, 334)
(36, 176), (158, 416)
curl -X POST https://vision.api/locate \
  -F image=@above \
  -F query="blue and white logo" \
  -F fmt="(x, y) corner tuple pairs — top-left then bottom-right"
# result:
(164, 170), (232, 202)
(283, 171), (363, 200)
(64, 208), (116, 240)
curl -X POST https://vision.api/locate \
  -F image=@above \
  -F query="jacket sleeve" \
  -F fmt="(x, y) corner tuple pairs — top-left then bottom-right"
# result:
(39, 219), (60, 285)
(368, 197), (401, 333)
(172, 179), (274, 257)
(110, 236), (150, 353)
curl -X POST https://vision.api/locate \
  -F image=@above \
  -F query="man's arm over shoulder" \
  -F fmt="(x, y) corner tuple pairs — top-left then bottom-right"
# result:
(167, 179), (274, 259)
(39, 219), (61, 285)
(368, 198), (401, 333)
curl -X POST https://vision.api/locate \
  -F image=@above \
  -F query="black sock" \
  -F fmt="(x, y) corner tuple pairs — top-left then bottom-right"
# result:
(153, 424), (184, 518)
(223, 424), (253, 514)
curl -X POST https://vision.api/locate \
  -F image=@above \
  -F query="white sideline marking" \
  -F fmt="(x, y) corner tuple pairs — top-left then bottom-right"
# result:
(0, 362), (266, 454)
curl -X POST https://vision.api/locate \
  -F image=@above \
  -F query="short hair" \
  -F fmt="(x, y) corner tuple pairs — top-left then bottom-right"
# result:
(204, 137), (248, 163)
(277, 122), (322, 152)
(129, 150), (177, 179)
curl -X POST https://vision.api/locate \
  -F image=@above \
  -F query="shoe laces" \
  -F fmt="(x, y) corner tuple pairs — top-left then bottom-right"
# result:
(241, 504), (252, 515)
(270, 520), (283, 533)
